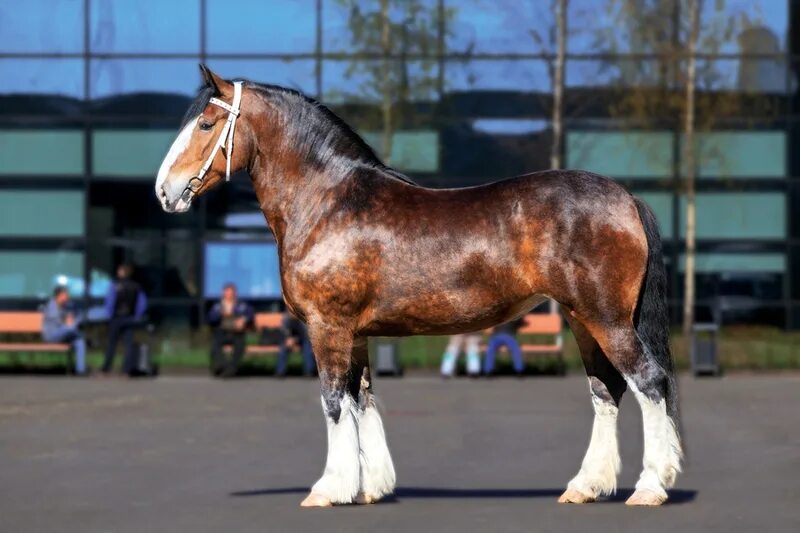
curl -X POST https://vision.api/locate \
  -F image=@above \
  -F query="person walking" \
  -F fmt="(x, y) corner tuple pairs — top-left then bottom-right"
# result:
(42, 286), (88, 375)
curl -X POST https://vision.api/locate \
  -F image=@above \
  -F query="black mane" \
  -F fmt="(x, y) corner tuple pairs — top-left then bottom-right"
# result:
(181, 80), (417, 186)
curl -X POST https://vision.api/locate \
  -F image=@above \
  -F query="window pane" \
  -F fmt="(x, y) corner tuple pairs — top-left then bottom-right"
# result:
(680, 193), (786, 239)
(207, 60), (316, 96)
(90, 0), (200, 53)
(325, 0), (440, 54)
(568, 0), (675, 54)
(90, 59), (198, 98)
(446, 60), (549, 93)
(697, 0), (787, 54)
(696, 59), (788, 93)
(0, 0), (83, 53)
(204, 242), (282, 299)
(679, 253), (785, 273)
(0, 130), (84, 175)
(0, 59), (84, 98)
(207, 0), (315, 53)
(567, 59), (672, 89)
(567, 131), (673, 178)
(323, 60), (440, 103)
(684, 131), (785, 178)
(0, 250), (84, 298)
(635, 192), (674, 238)
(93, 130), (175, 178)
(447, 0), (550, 54)
(359, 130), (439, 173)
(0, 191), (83, 237)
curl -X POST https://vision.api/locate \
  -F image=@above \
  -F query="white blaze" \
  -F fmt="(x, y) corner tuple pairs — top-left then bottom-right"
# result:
(156, 116), (199, 195)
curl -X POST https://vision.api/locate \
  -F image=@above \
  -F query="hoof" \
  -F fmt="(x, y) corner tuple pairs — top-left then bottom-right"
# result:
(558, 488), (596, 504)
(300, 493), (333, 508)
(625, 489), (667, 506)
(355, 492), (378, 505)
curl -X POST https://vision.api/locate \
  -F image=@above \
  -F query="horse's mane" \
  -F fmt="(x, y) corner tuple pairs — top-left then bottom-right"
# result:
(181, 80), (418, 186)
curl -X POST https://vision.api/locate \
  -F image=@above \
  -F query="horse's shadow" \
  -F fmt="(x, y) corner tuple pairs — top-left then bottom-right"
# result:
(229, 487), (697, 505)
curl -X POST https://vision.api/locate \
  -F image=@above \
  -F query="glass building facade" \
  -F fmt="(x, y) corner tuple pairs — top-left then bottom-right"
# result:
(0, 0), (798, 333)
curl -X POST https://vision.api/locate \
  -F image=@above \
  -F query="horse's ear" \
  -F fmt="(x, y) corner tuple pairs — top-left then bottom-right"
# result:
(198, 64), (231, 96)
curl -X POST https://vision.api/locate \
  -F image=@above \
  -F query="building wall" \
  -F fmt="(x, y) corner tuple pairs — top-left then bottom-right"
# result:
(0, 0), (797, 330)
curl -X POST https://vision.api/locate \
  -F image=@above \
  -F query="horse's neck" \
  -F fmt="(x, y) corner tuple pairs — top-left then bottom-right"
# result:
(252, 161), (413, 250)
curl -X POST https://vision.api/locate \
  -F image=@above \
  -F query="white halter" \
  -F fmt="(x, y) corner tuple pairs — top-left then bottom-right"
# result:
(191, 81), (243, 189)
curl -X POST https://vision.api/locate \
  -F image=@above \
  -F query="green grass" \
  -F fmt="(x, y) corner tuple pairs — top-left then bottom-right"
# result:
(1, 326), (799, 373)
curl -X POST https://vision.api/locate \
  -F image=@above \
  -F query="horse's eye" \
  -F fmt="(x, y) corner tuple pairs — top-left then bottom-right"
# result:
(199, 121), (213, 131)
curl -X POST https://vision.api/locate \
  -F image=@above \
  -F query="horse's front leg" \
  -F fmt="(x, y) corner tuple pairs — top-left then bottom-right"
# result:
(301, 325), (361, 507)
(352, 338), (396, 504)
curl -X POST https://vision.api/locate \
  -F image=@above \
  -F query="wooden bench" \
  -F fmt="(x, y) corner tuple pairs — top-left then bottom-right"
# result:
(483, 312), (565, 375)
(222, 312), (292, 356)
(0, 311), (72, 371)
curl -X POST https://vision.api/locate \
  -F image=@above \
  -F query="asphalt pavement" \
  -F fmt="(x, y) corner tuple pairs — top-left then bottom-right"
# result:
(1, 373), (798, 532)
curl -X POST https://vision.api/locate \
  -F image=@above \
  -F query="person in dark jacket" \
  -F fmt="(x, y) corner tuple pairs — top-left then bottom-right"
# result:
(42, 286), (87, 375)
(482, 317), (526, 376)
(207, 283), (254, 377)
(102, 263), (148, 375)
(275, 312), (316, 377)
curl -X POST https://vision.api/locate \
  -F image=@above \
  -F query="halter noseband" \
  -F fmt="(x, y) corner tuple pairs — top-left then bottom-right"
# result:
(183, 81), (243, 199)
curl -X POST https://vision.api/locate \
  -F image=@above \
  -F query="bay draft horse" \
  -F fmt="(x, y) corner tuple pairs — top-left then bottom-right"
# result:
(156, 66), (682, 507)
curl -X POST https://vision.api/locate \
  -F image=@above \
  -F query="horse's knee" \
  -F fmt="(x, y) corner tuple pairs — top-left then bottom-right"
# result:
(624, 358), (668, 404)
(588, 375), (626, 407)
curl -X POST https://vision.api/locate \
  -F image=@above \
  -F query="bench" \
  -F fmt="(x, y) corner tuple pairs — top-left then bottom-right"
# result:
(221, 312), (292, 357)
(0, 311), (72, 372)
(483, 312), (565, 375)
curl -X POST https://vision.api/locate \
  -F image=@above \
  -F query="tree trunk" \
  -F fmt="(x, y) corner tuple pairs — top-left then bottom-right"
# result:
(550, 0), (567, 170)
(380, 0), (393, 164)
(682, 0), (699, 336)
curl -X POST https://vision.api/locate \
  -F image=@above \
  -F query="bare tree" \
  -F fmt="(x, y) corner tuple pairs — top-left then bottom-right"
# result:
(550, 0), (567, 170)
(682, 0), (699, 335)
(334, 0), (444, 163)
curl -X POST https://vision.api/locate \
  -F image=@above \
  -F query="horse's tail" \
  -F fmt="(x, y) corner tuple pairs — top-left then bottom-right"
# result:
(633, 197), (681, 431)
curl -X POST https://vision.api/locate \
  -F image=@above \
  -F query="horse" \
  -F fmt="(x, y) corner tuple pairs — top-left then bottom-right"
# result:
(155, 65), (682, 508)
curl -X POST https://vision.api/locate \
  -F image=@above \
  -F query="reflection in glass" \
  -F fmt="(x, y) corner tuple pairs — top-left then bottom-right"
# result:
(204, 242), (282, 299)
(569, 0), (676, 54)
(207, 60), (317, 96)
(90, 0), (200, 53)
(207, 0), (315, 53)
(446, 0), (549, 54)
(0, 190), (84, 237)
(0, 0), (84, 53)
(0, 250), (84, 298)
(323, 60), (439, 104)
(324, 0), (440, 54)
(0, 59), (84, 98)
(446, 60), (549, 93)
(90, 59), (199, 98)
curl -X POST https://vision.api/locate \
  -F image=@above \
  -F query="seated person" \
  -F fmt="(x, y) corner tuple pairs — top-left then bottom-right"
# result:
(42, 286), (87, 376)
(102, 263), (148, 375)
(275, 312), (316, 377)
(483, 317), (526, 376)
(207, 283), (254, 377)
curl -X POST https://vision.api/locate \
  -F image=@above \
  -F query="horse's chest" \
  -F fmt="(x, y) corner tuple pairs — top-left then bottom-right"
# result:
(281, 236), (379, 319)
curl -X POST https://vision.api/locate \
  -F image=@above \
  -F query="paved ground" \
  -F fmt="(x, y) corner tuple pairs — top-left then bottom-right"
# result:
(1, 374), (798, 533)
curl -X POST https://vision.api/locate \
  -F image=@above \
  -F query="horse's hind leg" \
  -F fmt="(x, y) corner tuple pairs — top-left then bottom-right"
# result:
(559, 316), (627, 504)
(301, 324), (361, 507)
(590, 323), (682, 506)
(352, 338), (396, 503)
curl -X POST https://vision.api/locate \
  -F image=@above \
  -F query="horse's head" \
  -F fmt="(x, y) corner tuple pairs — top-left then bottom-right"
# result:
(156, 65), (253, 213)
